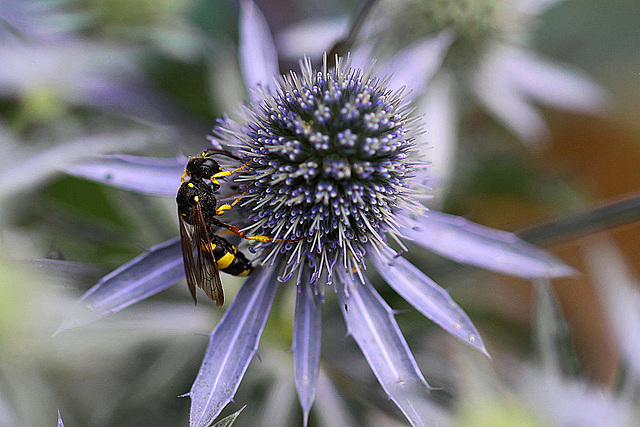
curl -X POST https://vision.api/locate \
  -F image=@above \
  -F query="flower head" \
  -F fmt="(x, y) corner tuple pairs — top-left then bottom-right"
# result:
(383, 0), (514, 59)
(277, 0), (609, 163)
(215, 57), (420, 285)
(372, 0), (609, 145)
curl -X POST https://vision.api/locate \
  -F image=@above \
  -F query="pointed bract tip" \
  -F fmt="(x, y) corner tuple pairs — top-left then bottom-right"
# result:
(53, 306), (101, 336)
(481, 347), (492, 360)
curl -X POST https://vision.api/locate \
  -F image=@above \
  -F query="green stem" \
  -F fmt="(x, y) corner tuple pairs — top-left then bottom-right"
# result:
(329, 0), (379, 60)
(517, 193), (640, 245)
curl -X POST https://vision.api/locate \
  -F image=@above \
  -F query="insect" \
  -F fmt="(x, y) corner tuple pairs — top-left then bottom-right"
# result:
(177, 149), (287, 306)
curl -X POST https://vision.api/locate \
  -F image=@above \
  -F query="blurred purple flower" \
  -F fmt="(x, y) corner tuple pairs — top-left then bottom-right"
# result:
(281, 0), (609, 146)
(58, 1), (576, 425)
(0, 40), (184, 124)
(277, 0), (610, 202)
(584, 238), (640, 382)
(0, 0), (199, 126)
(517, 365), (635, 426)
(0, 0), (206, 202)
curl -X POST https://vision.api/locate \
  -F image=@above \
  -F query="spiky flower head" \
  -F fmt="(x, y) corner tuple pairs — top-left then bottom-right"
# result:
(215, 57), (421, 284)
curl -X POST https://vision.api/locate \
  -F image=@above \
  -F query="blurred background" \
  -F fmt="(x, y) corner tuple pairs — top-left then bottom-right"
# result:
(0, 0), (639, 425)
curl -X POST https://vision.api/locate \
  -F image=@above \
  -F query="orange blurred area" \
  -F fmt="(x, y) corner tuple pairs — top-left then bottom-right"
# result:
(471, 111), (640, 386)
(546, 113), (640, 385)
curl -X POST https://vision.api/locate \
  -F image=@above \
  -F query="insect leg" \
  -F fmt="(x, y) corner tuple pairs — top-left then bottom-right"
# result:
(210, 160), (252, 187)
(215, 190), (247, 215)
(210, 218), (301, 243)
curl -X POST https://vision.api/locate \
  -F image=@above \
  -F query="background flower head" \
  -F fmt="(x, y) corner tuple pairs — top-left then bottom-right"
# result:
(277, 0), (611, 209)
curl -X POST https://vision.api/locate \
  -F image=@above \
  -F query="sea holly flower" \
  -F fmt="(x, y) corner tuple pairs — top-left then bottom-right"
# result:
(277, 0), (609, 201)
(58, 1), (575, 425)
(281, 0), (609, 147)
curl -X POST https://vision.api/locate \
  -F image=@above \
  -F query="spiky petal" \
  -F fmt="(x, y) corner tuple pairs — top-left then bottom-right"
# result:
(370, 250), (488, 356)
(56, 238), (184, 335)
(293, 271), (322, 426)
(189, 266), (279, 427)
(336, 269), (433, 426)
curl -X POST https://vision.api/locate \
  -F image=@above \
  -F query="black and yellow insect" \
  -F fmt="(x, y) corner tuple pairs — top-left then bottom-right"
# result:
(177, 149), (286, 306)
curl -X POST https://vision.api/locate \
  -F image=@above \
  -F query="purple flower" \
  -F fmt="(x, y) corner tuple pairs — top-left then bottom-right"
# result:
(277, 0), (610, 204)
(58, 2), (576, 425)
(0, 0), (197, 202)
(279, 0), (609, 147)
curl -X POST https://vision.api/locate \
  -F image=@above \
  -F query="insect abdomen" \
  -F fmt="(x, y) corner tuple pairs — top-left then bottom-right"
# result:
(210, 235), (253, 276)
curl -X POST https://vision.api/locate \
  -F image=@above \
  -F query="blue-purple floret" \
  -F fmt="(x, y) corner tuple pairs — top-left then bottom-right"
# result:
(216, 60), (418, 283)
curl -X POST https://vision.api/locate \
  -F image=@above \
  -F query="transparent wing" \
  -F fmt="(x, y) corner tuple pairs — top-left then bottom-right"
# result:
(192, 202), (225, 306)
(178, 211), (199, 303)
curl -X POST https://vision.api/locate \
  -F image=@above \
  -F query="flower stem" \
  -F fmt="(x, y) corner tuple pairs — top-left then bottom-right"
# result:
(329, 0), (380, 61)
(517, 193), (640, 245)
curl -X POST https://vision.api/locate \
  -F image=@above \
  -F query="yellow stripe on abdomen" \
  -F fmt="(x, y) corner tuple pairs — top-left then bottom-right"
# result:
(217, 252), (235, 269)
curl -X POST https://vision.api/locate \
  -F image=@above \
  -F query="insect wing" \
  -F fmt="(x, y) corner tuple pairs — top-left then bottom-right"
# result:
(191, 202), (225, 306)
(178, 211), (199, 303)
